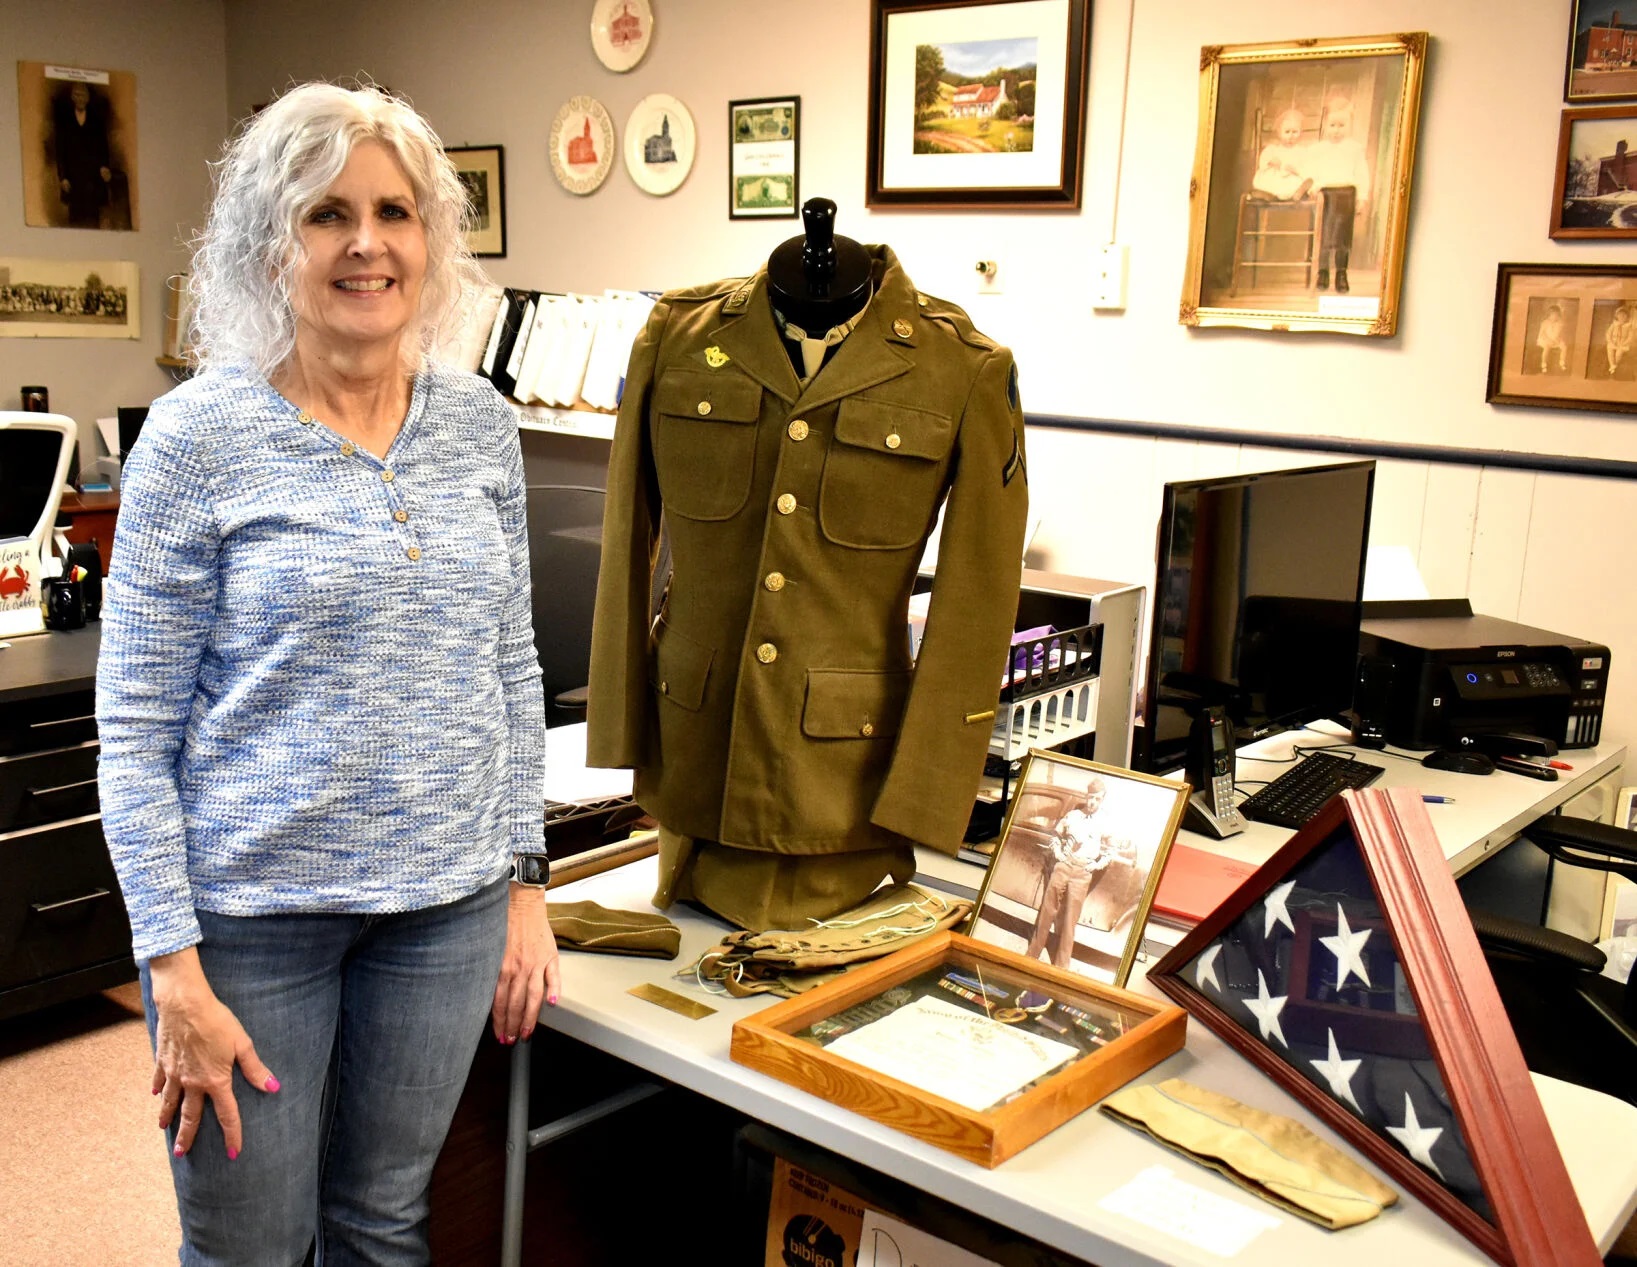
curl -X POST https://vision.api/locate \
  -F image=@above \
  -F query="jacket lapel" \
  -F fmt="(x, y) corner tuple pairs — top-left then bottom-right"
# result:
(790, 296), (913, 415)
(704, 272), (801, 405)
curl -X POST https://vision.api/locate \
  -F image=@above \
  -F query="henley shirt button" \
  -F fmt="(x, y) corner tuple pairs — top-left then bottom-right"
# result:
(381, 469), (395, 482)
(755, 642), (778, 664)
(764, 571), (785, 592)
(340, 442), (356, 457)
(406, 546), (421, 562)
(885, 433), (902, 450)
(297, 410), (315, 426)
(393, 509), (409, 523)
(776, 493), (797, 515)
(787, 419), (809, 441)
(697, 401), (712, 416)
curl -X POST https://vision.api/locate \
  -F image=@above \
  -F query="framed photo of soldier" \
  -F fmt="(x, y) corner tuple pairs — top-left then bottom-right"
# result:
(966, 752), (1188, 989)
(446, 145), (506, 256)
(1486, 262), (1637, 413)
(728, 96), (799, 219)
(16, 62), (139, 231)
(1179, 33), (1427, 337)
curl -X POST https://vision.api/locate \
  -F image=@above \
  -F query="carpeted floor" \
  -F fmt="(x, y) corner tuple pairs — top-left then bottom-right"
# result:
(0, 983), (179, 1265)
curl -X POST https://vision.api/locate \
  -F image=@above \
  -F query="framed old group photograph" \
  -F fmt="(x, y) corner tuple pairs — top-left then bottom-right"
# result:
(730, 931), (1186, 1167)
(1550, 105), (1637, 238)
(1487, 262), (1637, 413)
(1565, 3), (1637, 104)
(1179, 32), (1427, 337)
(446, 145), (506, 257)
(866, 0), (1091, 209)
(729, 96), (799, 219)
(966, 752), (1189, 989)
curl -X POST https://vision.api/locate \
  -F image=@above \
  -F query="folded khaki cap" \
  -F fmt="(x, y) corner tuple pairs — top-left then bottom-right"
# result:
(548, 901), (681, 960)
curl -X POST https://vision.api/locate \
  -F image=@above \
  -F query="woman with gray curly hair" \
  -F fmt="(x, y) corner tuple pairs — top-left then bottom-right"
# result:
(96, 81), (560, 1262)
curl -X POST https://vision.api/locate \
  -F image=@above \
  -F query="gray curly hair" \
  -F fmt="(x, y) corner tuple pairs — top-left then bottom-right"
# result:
(187, 81), (485, 375)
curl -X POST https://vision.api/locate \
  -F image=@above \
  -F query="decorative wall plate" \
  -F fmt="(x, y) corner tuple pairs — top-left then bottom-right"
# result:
(623, 93), (694, 197)
(549, 96), (616, 196)
(591, 0), (653, 73)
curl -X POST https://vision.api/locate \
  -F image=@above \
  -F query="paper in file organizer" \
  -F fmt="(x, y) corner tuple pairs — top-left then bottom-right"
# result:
(538, 294), (600, 406)
(514, 294), (567, 405)
(581, 289), (657, 410)
(434, 282), (504, 373)
(504, 294), (539, 395)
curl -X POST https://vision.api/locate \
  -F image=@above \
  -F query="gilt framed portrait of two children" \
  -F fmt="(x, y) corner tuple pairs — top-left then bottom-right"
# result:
(1179, 33), (1428, 338)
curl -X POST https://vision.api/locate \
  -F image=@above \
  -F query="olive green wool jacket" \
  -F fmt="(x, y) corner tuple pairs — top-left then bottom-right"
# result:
(585, 246), (1028, 858)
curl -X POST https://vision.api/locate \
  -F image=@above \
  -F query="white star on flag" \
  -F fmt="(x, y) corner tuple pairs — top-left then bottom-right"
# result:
(1243, 969), (1289, 1048)
(1386, 1093), (1445, 1178)
(1309, 1028), (1363, 1113)
(1263, 880), (1297, 937)
(1195, 943), (1223, 992)
(1319, 904), (1372, 988)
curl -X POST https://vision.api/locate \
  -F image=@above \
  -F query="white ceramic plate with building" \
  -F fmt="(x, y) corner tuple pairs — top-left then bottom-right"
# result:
(624, 94), (694, 197)
(591, 0), (653, 73)
(550, 96), (616, 196)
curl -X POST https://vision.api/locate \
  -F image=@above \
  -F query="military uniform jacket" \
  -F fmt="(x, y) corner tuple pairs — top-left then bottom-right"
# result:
(586, 246), (1028, 858)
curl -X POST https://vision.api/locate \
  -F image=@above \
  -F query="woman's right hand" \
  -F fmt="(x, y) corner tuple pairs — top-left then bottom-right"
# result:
(148, 948), (279, 1160)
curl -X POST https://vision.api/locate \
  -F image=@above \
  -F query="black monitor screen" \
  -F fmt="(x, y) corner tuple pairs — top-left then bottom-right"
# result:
(0, 427), (65, 540)
(1138, 461), (1375, 773)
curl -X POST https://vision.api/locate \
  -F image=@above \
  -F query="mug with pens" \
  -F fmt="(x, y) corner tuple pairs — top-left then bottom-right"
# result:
(44, 563), (92, 631)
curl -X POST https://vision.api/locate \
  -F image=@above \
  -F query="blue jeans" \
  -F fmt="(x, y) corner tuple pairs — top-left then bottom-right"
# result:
(140, 876), (509, 1266)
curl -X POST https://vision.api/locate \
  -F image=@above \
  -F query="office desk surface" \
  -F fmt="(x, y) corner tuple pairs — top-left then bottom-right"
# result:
(0, 624), (101, 703)
(1178, 725), (1626, 877)
(543, 856), (1637, 1266)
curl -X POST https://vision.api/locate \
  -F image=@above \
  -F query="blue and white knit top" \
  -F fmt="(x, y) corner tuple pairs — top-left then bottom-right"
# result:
(96, 362), (545, 961)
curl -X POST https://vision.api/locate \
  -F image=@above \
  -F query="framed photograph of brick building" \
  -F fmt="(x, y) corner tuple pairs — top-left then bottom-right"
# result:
(1550, 105), (1637, 238)
(1566, 3), (1637, 104)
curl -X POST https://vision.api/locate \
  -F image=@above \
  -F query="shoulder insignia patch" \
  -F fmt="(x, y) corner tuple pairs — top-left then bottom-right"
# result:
(1007, 362), (1019, 409)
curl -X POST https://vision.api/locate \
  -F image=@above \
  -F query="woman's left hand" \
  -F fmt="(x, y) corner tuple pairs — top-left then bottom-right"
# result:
(492, 883), (562, 1044)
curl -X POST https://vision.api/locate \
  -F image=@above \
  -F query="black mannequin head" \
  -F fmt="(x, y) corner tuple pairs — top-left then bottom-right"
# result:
(766, 197), (872, 333)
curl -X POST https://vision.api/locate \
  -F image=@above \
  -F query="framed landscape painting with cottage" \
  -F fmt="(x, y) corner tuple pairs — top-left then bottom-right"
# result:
(866, 0), (1091, 209)
(1179, 33), (1427, 337)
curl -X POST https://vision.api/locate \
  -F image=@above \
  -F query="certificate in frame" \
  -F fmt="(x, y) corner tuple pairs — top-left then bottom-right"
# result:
(729, 96), (799, 219)
(730, 930), (1186, 1167)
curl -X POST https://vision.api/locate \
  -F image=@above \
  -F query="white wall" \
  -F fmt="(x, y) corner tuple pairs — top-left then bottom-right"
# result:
(0, 0), (228, 458)
(11, 0), (1632, 747)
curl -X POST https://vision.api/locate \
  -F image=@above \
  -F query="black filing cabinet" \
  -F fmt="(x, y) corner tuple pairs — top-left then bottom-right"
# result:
(0, 627), (135, 1020)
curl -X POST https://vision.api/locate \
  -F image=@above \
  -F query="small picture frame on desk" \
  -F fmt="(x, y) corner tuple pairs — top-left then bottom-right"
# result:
(730, 930), (1185, 1168)
(966, 751), (1189, 988)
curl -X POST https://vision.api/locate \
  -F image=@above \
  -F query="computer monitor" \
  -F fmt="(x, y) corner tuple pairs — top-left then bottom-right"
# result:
(0, 411), (76, 551)
(1136, 460), (1376, 774)
(117, 406), (148, 461)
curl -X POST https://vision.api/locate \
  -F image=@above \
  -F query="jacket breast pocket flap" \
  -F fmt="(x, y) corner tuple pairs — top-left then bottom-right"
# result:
(801, 668), (913, 740)
(649, 620), (714, 712)
(653, 370), (764, 521)
(833, 399), (952, 460)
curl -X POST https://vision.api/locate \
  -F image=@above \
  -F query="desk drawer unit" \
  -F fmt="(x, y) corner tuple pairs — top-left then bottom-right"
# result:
(0, 813), (133, 996)
(0, 741), (100, 831)
(1, 689), (99, 755)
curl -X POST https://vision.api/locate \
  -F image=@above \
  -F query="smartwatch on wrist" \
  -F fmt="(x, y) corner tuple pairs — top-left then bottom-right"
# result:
(511, 853), (552, 887)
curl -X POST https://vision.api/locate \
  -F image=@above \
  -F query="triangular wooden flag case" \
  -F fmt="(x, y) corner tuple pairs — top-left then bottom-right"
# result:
(1148, 786), (1601, 1267)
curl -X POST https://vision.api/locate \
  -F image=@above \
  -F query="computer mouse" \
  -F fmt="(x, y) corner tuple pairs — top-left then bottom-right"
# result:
(1421, 749), (1495, 775)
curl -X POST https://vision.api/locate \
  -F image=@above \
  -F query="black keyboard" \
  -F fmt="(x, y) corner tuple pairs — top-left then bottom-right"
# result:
(1239, 751), (1385, 829)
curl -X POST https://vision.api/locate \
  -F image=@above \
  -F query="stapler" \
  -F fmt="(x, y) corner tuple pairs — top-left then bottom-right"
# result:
(1456, 731), (1559, 759)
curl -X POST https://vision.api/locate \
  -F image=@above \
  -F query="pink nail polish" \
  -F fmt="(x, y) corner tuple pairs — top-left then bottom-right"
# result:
(227, 1147), (239, 1161)
(152, 1087), (160, 1095)
(504, 1034), (516, 1045)
(547, 994), (558, 1007)
(173, 1144), (184, 1157)
(265, 1076), (280, 1092)
(521, 1029), (533, 1042)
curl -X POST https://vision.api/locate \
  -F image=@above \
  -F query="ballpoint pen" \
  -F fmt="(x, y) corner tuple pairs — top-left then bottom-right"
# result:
(1422, 795), (1457, 804)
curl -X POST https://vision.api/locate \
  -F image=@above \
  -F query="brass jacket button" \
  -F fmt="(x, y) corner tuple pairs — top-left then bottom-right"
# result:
(860, 722), (875, 737)
(893, 318), (913, 337)
(697, 400), (712, 416)
(764, 572), (785, 592)
(885, 433), (902, 450)
(776, 493), (797, 515)
(787, 419), (809, 441)
(755, 642), (778, 664)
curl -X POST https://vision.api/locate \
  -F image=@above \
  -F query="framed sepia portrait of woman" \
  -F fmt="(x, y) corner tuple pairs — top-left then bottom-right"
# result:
(1179, 33), (1428, 337)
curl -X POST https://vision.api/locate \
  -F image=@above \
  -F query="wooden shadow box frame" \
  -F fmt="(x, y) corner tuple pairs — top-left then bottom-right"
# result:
(730, 930), (1185, 1168)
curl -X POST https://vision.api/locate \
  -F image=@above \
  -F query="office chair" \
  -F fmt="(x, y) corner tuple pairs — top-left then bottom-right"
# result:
(1470, 814), (1637, 1107)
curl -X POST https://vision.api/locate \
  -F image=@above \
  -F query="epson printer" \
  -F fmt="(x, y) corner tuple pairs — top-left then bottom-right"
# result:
(1356, 600), (1610, 751)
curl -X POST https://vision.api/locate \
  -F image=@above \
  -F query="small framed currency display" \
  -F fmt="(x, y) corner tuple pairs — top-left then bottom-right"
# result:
(730, 930), (1186, 1167)
(729, 96), (799, 219)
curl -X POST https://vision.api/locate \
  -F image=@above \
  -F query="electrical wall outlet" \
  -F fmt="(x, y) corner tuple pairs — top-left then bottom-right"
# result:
(1093, 244), (1128, 310)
